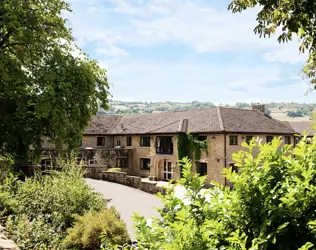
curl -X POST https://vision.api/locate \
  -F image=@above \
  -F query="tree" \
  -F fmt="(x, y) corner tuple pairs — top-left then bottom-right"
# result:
(0, 0), (109, 162)
(229, 0), (316, 85)
(134, 137), (316, 249)
(287, 110), (304, 118)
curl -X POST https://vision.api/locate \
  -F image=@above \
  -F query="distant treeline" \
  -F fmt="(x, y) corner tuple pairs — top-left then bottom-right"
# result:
(98, 101), (316, 118)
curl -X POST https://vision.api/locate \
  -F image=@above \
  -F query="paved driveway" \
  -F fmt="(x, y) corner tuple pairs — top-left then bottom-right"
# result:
(85, 179), (163, 239)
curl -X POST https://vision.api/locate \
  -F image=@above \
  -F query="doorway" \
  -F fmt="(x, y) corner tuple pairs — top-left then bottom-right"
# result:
(163, 160), (172, 180)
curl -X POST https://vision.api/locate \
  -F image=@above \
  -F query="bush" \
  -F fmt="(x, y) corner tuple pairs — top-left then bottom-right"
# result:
(63, 207), (130, 250)
(107, 168), (122, 172)
(0, 154), (14, 183)
(134, 136), (316, 249)
(1, 158), (107, 249)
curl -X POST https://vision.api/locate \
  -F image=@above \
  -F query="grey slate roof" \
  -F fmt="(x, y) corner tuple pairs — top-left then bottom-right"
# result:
(84, 115), (121, 135)
(219, 107), (295, 134)
(84, 107), (295, 135)
(286, 121), (316, 136)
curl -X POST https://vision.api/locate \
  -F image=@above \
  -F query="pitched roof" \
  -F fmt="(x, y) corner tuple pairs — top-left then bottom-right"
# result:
(84, 107), (295, 135)
(84, 115), (121, 135)
(219, 107), (295, 134)
(111, 108), (222, 134)
(286, 121), (316, 136)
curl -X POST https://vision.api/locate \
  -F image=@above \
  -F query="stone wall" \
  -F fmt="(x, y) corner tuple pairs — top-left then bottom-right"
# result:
(100, 171), (166, 195)
(0, 226), (20, 250)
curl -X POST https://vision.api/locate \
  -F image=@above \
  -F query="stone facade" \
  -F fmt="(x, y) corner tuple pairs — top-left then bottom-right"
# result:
(39, 132), (295, 187)
(37, 106), (296, 187)
(199, 134), (294, 185)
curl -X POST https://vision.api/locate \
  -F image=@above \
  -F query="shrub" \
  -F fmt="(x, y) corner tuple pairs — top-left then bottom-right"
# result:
(134, 136), (316, 249)
(63, 206), (130, 250)
(107, 168), (122, 172)
(6, 213), (63, 250)
(0, 154), (14, 183)
(1, 158), (107, 249)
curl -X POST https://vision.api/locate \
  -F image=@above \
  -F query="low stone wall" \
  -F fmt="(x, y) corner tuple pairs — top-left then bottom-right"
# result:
(100, 171), (166, 195)
(126, 175), (141, 189)
(83, 165), (107, 179)
(0, 226), (20, 250)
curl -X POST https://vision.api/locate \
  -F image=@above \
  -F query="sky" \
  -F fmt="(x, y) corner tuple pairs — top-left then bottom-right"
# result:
(65, 0), (315, 104)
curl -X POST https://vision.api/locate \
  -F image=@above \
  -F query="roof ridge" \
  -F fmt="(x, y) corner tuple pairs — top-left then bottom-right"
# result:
(216, 107), (225, 131)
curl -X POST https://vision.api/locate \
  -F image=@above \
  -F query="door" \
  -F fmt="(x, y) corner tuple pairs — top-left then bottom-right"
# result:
(163, 160), (172, 180)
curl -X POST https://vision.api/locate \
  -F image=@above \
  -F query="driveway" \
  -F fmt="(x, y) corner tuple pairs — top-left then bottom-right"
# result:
(85, 179), (163, 239)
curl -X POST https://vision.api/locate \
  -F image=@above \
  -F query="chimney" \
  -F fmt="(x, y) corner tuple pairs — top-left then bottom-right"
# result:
(252, 103), (265, 114)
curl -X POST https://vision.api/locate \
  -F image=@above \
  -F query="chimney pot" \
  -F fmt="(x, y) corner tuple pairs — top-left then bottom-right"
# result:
(252, 103), (265, 114)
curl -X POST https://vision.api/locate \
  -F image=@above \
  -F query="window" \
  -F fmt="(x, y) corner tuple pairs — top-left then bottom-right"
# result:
(266, 136), (273, 143)
(198, 163), (207, 176)
(116, 140), (121, 147)
(229, 135), (238, 145)
(140, 136), (150, 147)
(140, 158), (151, 170)
(127, 136), (132, 146)
(246, 136), (253, 144)
(116, 158), (128, 168)
(97, 137), (105, 146)
(198, 136), (207, 141)
(156, 136), (173, 154)
(295, 137), (301, 145)
(229, 163), (238, 173)
(284, 136), (291, 144)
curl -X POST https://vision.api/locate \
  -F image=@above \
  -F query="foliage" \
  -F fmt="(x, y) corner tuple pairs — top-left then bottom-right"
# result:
(107, 168), (122, 172)
(287, 110), (304, 118)
(109, 100), (316, 118)
(0, 154), (14, 183)
(0, 0), (109, 161)
(63, 207), (129, 250)
(177, 132), (208, 175)
(134, 137), (316, 249)
(0, 159), (106, 249)
(229, 0), (316, 85)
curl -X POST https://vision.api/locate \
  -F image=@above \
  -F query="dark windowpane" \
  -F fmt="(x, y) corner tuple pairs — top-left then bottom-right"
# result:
(266, 136), (273, 143)
(97, 137), (105, 146)
(229, 136), (238, 145)
(229, 163), (238, 173)
(116, 158), (128, 168)
(156, 136), (173, 154)
(116, 140), (121, 146)
(140, 158), (151, 170)
(140, 136), (150, 147)
(284, 136), (291, 144)
(198, 163), (207, 176)
(198, 136), (207, 141)
(246, 136), (253, 144)
(127, 136), (132, 146)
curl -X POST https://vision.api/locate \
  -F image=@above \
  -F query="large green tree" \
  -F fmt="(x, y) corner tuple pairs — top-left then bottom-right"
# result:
(229, 0), (316, 85)
(0, 0), (109, 162)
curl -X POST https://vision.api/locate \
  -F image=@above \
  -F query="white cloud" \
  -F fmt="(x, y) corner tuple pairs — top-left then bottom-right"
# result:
(64, 0), (315, 103)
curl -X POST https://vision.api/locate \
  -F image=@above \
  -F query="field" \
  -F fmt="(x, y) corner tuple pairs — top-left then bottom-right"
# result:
(100, 101), (316, 121)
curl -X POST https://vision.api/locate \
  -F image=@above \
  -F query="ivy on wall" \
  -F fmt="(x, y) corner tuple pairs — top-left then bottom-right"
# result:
(177, 132), (208, 175)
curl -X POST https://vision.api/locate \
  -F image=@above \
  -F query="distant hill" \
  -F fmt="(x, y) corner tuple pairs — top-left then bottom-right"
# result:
(100, 100), (316, 121)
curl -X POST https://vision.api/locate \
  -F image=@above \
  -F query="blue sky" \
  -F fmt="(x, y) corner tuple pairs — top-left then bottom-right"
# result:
(65, 0), (315, 104)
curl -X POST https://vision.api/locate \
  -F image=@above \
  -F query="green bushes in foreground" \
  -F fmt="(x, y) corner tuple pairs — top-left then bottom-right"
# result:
(63, 206), (129, 250)
(0, 158), (128, 249)
(131, 136), (316, 250)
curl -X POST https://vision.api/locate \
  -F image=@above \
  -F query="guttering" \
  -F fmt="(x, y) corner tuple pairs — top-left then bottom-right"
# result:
(224, 133), (227, 187)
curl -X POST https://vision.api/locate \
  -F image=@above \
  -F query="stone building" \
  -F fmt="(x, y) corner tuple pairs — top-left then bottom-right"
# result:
(59, 105), (295, 185)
